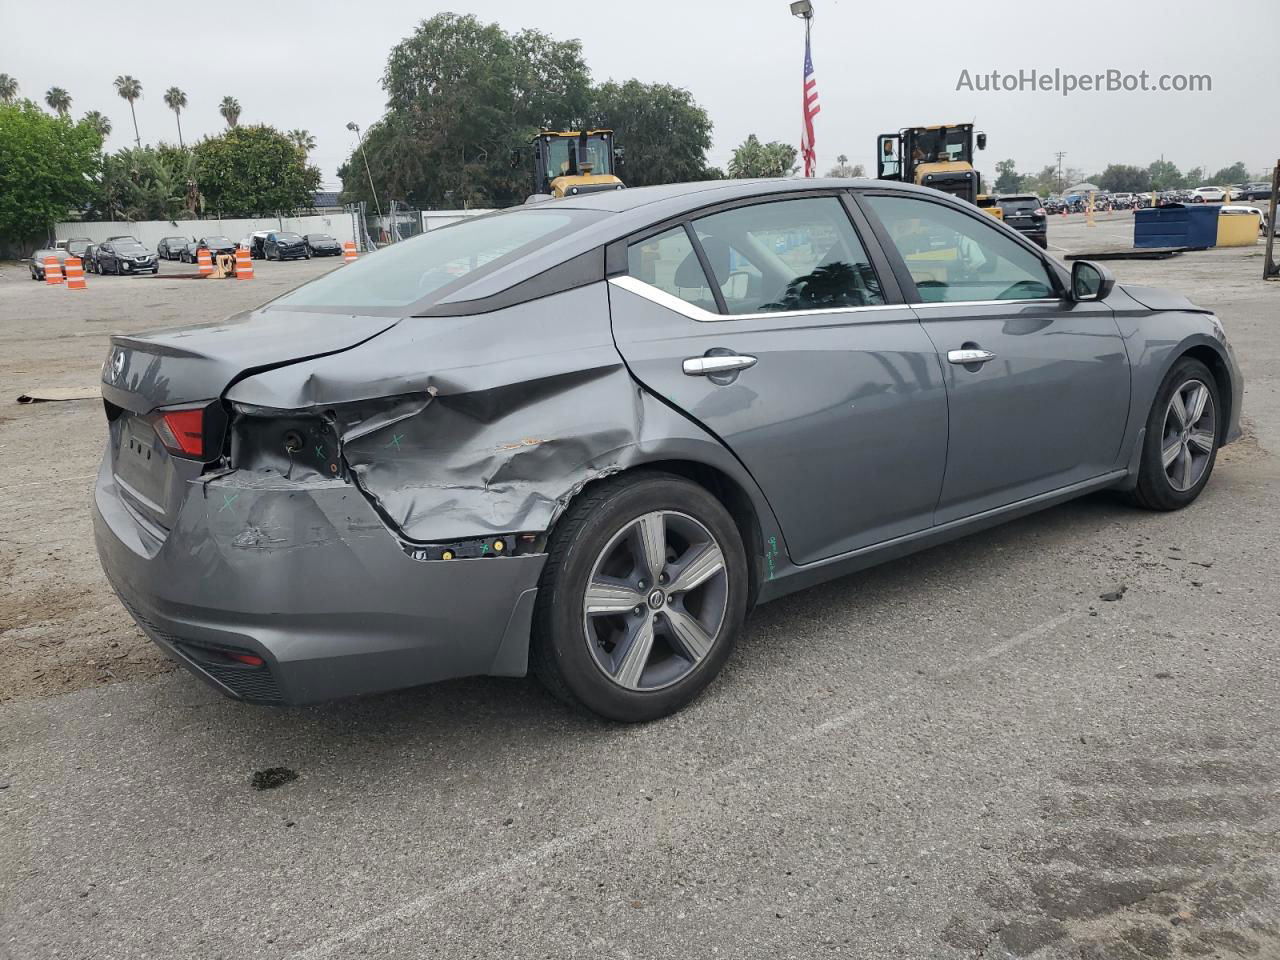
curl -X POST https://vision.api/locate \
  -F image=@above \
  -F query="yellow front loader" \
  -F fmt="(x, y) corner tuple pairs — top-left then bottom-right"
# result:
(521, 129), (626, 200)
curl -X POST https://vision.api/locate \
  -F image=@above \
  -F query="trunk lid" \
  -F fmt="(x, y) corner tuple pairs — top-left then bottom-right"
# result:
(100, 308), (401, 533)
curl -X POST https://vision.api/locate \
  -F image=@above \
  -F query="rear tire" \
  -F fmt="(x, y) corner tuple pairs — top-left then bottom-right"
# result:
(530, 472), (748, 722)
(1129, 357), (1221, 511)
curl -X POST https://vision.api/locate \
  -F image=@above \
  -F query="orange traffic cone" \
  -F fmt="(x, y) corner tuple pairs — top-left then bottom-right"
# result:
(234, 247), (254, 280)
(65, 256), (86, 290)
(197, 248), (213, 276)
(342, 241), (358, 263)
(44, 256), (64, 284)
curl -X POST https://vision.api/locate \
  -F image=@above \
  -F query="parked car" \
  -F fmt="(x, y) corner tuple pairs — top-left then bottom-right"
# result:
(1110, 192), (1135, 209)
(96, 239), (159, 275)
(27, 247), (67, 280)
(179, 241), (201, 264)
(63, 238), (93, 261)
(1190, 187), (1227, 202)
(304, 233), (342, 257)
(199, 236), (238, 259)
(94, 179), (1243, 721)
(262, 231), (310, 261)
(996, 194), (1048, 247)
(83, 243), (100, 272)
(157, 236), (190, 261)
(1242, 182), (1273, 201)
(248, 231), (272, 259)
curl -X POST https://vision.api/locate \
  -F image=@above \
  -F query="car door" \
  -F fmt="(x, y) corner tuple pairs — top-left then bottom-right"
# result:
(857, 191), (1131, 523)
(609, 193), (949, 566)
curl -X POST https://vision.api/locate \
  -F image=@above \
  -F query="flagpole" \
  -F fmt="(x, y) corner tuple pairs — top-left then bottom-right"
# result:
(791, 0), (816, 177)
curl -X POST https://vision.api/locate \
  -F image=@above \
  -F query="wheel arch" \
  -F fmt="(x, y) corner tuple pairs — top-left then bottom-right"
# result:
(1178, 342), (1234, 437)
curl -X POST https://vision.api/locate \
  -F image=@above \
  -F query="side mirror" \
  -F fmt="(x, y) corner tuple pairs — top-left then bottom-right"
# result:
(1071, 259), (1115, 301)
(976, 132), (987, 150)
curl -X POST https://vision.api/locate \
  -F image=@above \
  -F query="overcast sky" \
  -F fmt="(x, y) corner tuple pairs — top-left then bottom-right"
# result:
(6, 0), (1276, 191)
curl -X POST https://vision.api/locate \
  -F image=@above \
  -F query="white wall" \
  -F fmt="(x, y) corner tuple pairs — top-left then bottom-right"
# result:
(54, 213), (357, 249)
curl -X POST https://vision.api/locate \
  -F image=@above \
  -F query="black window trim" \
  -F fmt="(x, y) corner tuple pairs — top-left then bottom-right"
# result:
(850, 188), (1071, 304)
(609, 188), (905, 317)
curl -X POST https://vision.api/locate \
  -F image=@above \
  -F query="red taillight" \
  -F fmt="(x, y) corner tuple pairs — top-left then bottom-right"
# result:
(152, 407), (205, 457)
(229, 653), (264, 666)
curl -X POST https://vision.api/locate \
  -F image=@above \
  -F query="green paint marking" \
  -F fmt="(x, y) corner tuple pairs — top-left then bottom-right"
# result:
(315, 445), (325, 458)
(387, 433), (404, 450)
(219, 493), (239, 513)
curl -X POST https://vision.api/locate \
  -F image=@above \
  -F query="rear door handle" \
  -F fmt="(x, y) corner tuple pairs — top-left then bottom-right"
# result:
(947, 348), (997, 366)
(683, 355), (758, 376)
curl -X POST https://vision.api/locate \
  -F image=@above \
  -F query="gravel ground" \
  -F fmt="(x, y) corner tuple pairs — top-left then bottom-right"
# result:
(1, 219), (1278, 959)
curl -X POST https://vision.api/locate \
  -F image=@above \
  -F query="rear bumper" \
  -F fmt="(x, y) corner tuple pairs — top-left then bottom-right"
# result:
(92, 456), (545, 705)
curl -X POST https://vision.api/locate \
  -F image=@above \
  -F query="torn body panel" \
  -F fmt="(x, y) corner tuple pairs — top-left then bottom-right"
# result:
(226, 284), (784, 557)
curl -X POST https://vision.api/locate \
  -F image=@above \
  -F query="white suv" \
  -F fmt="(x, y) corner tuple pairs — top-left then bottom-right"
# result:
(1190, 186), (1226, 202)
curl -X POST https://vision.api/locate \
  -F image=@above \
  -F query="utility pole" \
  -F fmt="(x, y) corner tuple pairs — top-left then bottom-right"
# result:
(1055, 151), (1066, 193)
(346, 121), (383, 245)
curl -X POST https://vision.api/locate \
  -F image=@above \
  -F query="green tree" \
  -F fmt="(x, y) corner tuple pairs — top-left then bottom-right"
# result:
(587, 79), (714, 186)
(825, 155), (864, 178)
(0, 74), (18, 104)
(83, 110), (111, 138)
(0, 101), (102, 245)
(219, 96), (241, 129)
(163, 87), (188, 148)
(45, 87), (71, 116)
(114, 75), (142, 147)
(194, 124), (320, 216)
(994, 158), (1024, 193)
(1209, 161), (1249, 185)
(727, 134), (797, 178)
(1146, 159), (1183, 190)
(288, 129), (316, 156)
(1183, 166), (1205, 187)
(1098, 164), (1152, 193)
(345, 14), (594, 209)
(88, 146), (186, 221)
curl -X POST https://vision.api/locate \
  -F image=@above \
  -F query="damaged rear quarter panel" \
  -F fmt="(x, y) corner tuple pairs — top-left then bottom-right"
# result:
(224, 283), (694, 542)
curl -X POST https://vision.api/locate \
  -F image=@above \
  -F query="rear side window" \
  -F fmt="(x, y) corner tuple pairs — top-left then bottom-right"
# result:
(690, 197), (884, 314)
(626, 227), (719, 312)
(277, 208), (600, 310)
(864, 194), (1055, 302)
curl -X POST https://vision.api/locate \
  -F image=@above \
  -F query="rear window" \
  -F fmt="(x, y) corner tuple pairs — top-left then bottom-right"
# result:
(998, 197), (1042, 213)
(276, 208), (601, 310)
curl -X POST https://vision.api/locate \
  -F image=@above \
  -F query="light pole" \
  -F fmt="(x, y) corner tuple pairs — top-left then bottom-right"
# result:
(791, 1), (815, 177)
(346, 121), (384, 236)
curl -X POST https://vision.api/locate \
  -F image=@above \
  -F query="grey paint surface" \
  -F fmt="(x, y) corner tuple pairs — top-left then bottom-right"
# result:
(92, 179), (1242, 705)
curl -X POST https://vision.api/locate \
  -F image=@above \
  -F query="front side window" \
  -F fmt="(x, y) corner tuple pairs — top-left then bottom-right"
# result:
(626, 227), (718, 312)
(690, 196), (884, 315)
(863, 194), (1057, 302)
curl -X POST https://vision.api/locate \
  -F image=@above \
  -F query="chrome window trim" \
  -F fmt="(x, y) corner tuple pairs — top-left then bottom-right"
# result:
(609, 275), (1063, 322)
(608, 275), (903, 323)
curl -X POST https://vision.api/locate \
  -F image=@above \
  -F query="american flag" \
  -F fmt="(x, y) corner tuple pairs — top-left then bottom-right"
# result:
(801, 30), (819, 177)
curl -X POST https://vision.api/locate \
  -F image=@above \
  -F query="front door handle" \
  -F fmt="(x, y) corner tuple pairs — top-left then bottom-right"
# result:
(947, 348), (997, 366)
(683, 354), (758, 376)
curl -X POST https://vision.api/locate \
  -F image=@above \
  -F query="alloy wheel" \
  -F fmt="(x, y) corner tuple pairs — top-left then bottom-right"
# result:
(1162, 378), (1216, 492)
(582, 510), (729, 692)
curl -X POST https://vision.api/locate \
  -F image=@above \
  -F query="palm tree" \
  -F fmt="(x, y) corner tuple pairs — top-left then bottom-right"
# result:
(45, 87), (72, 116)
(288, 129), (316, 155)
(219, 96), (241, 129)
(114, 75), (142, 147)
(163, 86), (187, 148)
(0, 74), (18, 103)
(83, 110), (112, 138)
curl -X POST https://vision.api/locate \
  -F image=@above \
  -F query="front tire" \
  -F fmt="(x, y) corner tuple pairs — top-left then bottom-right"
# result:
(531, 472), (748, 722)
(1129, 357), (1220, 510)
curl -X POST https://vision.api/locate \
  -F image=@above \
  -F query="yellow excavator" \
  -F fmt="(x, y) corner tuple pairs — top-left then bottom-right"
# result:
(875, 123), (1001, 219)
(520, 129), (626, 200)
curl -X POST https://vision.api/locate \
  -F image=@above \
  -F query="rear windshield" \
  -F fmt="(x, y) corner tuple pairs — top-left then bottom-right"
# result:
(275, 208), (602, 310)
(999, 198), (1041, 212)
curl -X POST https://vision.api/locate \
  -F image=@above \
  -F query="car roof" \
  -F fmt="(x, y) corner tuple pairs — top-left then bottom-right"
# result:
(433, 177), (993, 306)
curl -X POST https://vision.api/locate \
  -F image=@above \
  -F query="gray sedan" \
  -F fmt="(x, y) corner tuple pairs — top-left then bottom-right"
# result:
(93, 179), (1242, 722)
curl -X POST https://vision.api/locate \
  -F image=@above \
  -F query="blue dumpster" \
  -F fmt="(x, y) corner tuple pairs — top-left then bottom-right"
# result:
(1133, 204), (1220, 249)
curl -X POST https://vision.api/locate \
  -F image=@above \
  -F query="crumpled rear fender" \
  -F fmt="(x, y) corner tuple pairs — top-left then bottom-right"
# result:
(224, 284), (785, 567)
